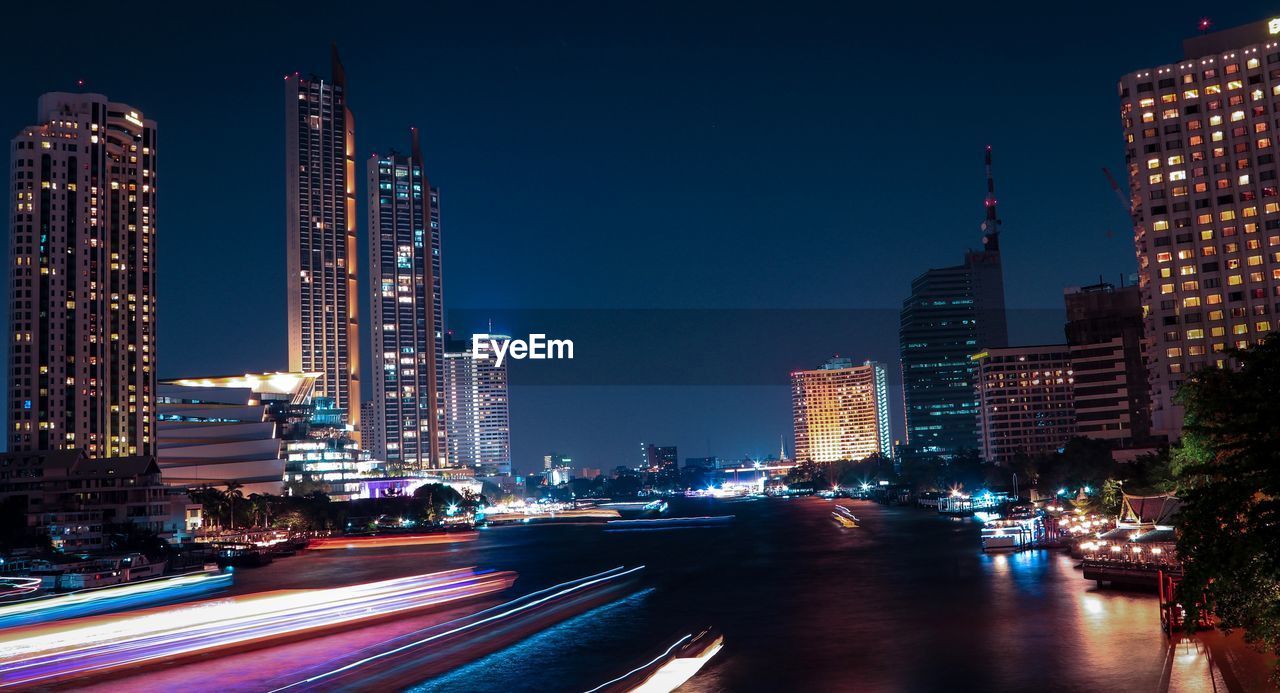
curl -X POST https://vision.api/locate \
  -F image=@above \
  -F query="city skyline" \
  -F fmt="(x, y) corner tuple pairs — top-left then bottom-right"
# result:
(1, 8), (1279, 689)
(2, 2), (1268, 472)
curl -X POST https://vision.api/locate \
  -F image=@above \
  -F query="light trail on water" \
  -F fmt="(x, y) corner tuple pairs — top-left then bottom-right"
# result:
(0, 570), (232, 629)
(0, 567), (514, 688)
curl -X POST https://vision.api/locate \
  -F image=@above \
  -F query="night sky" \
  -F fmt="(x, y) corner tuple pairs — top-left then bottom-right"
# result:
(2, 2), (1267, 473)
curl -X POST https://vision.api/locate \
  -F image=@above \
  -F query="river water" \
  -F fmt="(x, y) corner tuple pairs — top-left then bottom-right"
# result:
(83, 496), (1276, 692)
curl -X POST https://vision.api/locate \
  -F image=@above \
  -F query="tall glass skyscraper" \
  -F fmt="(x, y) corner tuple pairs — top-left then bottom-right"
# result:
(366, 129), (445, 470)
(8, 93), (158, 457)
(285, 46), (361, 432)
(898, 148), (1008, 459)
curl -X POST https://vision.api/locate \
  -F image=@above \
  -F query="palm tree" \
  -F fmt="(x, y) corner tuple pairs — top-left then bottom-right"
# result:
(223, 482), (244, 530)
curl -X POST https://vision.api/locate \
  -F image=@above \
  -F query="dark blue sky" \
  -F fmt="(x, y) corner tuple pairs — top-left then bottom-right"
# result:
(2, 2), (1268, 472)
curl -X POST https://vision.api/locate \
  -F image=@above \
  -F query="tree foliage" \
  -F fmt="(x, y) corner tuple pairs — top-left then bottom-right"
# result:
(1173, 334), (1280, 676)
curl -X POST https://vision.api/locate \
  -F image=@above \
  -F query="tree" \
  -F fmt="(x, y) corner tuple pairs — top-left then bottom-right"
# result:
(103, 523), (169, 561)
(412, 483), (464, 523)
(223, 482), (244, 530)
(785, 460), (819, 485)
(1173, 333), (1280, 680)
(1099, 479), (1125, 517)
(187, 487), (227, 530)
(1035, 437), (1117, 498)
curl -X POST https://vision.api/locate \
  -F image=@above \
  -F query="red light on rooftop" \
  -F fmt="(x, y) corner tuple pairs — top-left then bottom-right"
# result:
(1198, 17), (1212, 32)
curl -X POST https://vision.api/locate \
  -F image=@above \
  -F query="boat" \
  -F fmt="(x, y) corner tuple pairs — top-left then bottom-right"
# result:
(210, 543), (274, 568)
(980, 516), (1046, 552)
(47, 553), (168, 591)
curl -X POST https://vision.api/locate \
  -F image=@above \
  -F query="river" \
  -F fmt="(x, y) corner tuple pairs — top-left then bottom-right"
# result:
(79, 496), (1276, 692)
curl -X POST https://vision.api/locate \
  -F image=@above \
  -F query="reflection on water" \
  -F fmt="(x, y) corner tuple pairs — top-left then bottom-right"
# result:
(411, 589), (655, 693)
(65, 497), (1276, 691)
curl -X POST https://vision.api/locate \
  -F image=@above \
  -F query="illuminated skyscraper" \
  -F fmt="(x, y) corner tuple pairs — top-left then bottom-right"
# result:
(366, 130), (445, 470)
(1120, 17), (1280, 438)
(285, 46), (360, 433)
(7, 92), (158, 457)
(898, 148), (1008, 458)
(443, 336), (511, 469)
(791, 358), (892, 463)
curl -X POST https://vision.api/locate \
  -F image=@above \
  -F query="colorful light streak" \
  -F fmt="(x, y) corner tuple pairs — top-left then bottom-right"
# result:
(483, 508), (621, 524)
(0, 570), (232, 629)
(307, 532), (478, 550)
(269, 565), (645, 691)
(0, 568), (514, 688)
(0, 577), (42, 599)
(632, 632), (723, 692)
(585, 628), (724, 693)
(604, 516), (734, 531)
(583, 634), (693, 692)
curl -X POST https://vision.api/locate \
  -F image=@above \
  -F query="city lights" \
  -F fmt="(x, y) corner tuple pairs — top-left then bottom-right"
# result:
(0, 568), (515, 687)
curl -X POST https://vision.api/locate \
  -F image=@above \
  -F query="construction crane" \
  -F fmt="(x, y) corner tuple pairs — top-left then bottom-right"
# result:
(1101, 166), (1131, 214)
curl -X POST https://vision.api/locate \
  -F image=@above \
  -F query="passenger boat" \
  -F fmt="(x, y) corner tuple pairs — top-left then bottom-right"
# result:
(210, 543), (274, 568)
(41, 553), (168, 591)
(979, 517), (1046, 552)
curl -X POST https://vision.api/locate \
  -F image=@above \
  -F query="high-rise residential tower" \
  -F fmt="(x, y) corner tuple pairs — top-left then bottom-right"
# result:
(8, 93), (158, 457)
(791, 357), (892, 463)
(285, 47), (360, 433)
(366, 130), (445, 470)
(899, 148), (1009, 459)
(443, 335), (511, 470)
(1120, 17), (1280, 438)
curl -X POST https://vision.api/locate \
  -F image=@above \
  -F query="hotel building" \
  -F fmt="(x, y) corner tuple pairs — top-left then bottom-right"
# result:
(791, 357), (892, 464)
(366, 130), (445, 471)
(285, 47), (360, 431)
(899, 148), (1008, 458)
(1120, 17), (1280, 437)
(7, 92), (157, 457)
(443, 336), (511, 470)
(973, 345), (1076, 465)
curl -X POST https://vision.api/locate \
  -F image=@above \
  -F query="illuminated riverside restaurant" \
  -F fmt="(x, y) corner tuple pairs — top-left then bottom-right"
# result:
(1079, 493), (1181, 588)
